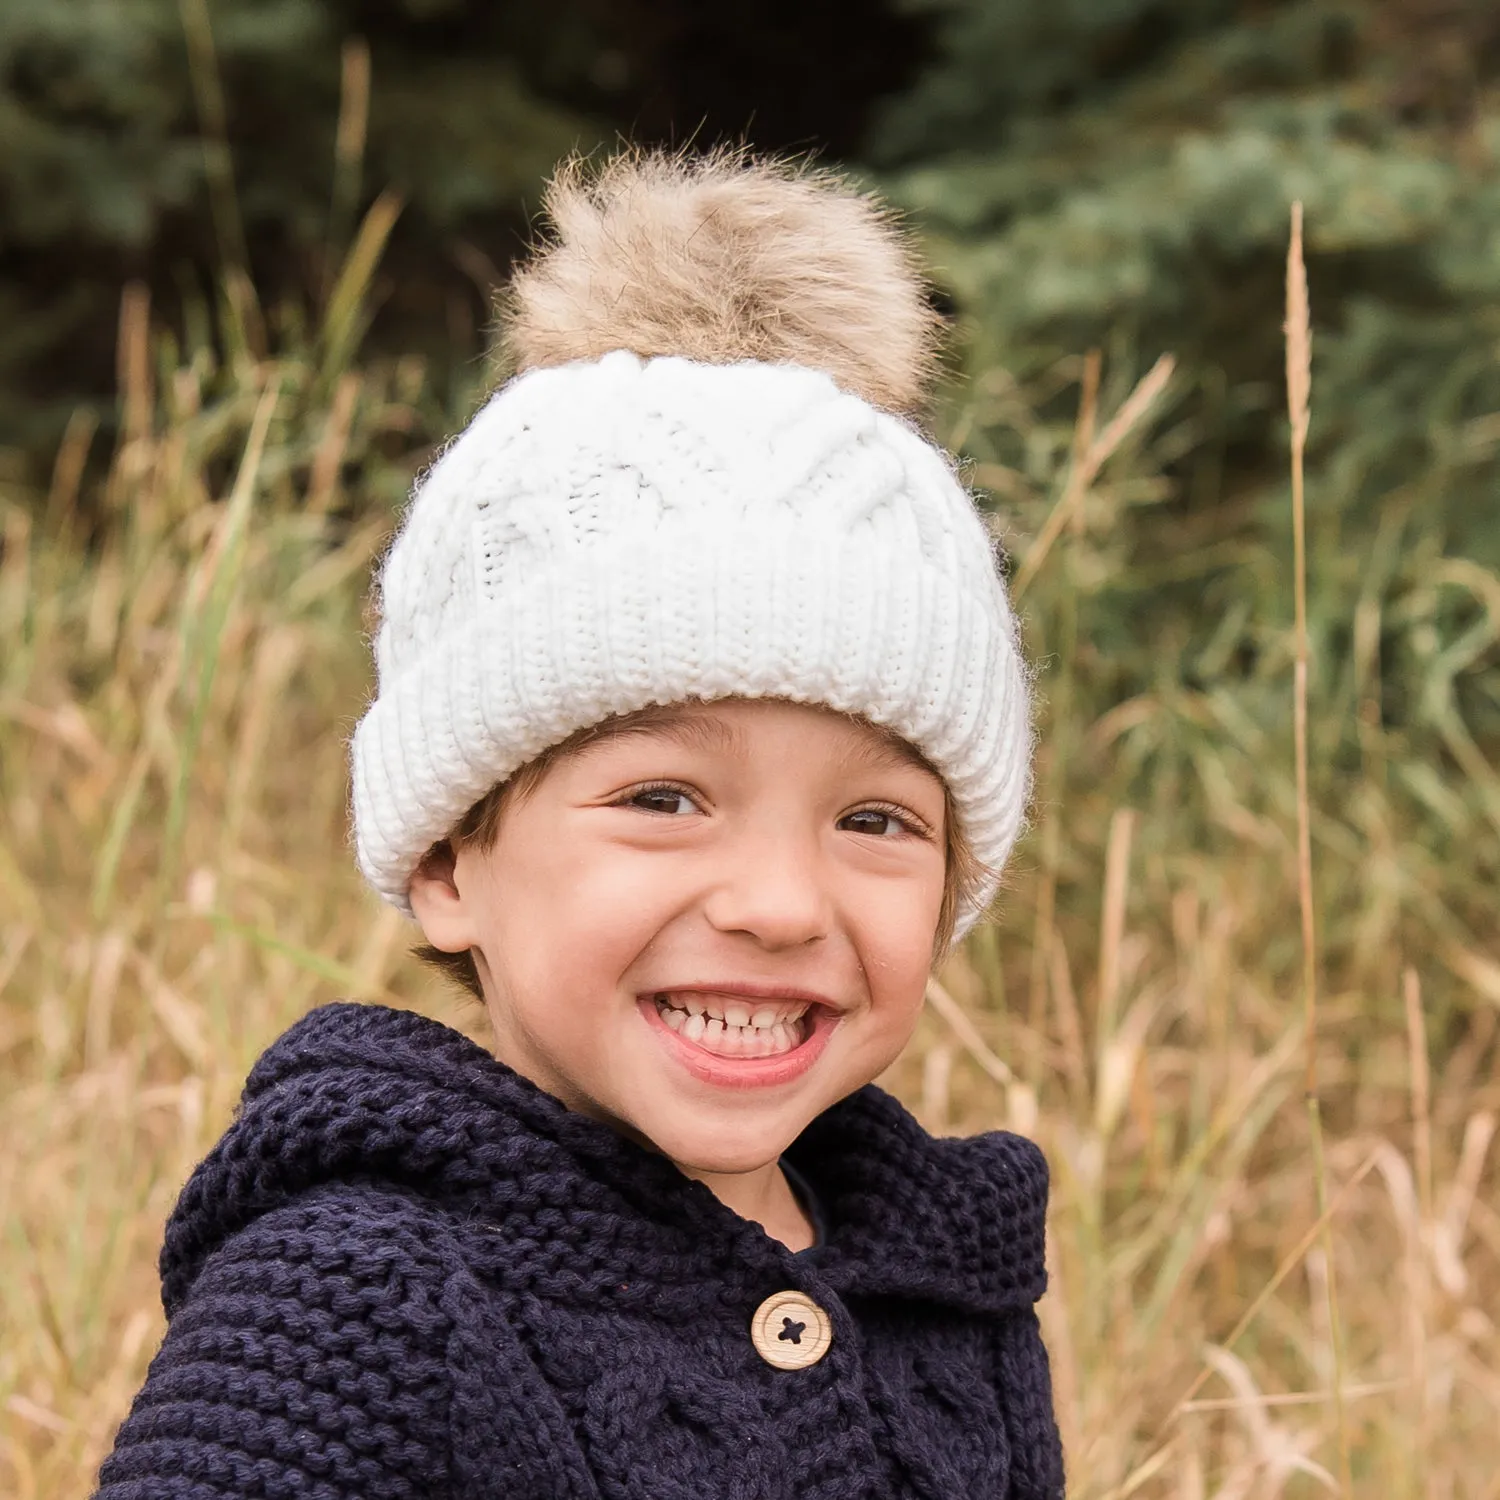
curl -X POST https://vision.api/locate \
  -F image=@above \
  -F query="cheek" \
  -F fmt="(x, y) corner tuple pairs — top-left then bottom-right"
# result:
(872, 857), (944, 949)
(852, 875), (944, 1016)
(483, 835), (693, 1004)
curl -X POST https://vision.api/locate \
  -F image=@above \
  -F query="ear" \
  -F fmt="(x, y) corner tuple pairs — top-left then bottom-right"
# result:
(406, 841), (481, 954)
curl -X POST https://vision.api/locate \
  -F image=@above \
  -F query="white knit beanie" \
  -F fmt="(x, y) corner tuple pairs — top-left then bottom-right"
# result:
(350, 151), (1032, 944)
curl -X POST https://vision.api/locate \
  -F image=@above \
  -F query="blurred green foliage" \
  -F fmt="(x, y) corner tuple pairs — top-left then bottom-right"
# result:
(872, 0), (1500, 1031)
(0, 0), (927, 458)
(0, 0), (607, 452)
(876, 1), (1500, 540)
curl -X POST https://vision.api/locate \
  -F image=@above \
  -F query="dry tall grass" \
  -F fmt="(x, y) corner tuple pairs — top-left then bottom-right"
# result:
(2, 206), (1498, 1499)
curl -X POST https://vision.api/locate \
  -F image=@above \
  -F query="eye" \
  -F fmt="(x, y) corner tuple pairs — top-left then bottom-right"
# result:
(839, 804), (930, 839)
(621, 782), (700, 816)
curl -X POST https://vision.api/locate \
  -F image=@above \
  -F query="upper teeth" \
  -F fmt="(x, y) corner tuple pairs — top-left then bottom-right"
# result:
(655, 992), (809, 1029)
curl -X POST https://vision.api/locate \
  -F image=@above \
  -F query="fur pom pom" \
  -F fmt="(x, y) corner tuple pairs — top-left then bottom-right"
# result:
(500, 147), (943, 419)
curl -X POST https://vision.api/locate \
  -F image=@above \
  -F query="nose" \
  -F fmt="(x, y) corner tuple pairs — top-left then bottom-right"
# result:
(701, 824), (831, 950)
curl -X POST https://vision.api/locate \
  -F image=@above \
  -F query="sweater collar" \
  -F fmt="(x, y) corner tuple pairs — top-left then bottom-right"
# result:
(163, 1002), (1047, 1317)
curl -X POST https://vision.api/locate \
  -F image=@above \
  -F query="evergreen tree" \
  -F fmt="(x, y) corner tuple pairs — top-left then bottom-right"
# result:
(0, 0), (603, 453)
(872, 0), (1500, 554)
(0, 0), (930, 460)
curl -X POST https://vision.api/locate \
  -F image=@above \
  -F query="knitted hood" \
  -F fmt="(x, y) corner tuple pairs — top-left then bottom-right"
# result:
(160, 1002), (1048, 1321)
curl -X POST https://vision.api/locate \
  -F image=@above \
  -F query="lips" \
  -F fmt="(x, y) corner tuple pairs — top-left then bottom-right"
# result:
(639, 987), (840, 1089)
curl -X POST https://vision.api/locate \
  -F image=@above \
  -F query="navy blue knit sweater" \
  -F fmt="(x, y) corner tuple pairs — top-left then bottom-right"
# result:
(95, 1002), (1064, 1499)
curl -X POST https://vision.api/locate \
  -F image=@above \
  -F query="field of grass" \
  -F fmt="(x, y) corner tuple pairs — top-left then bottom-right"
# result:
(2, 214), (1498, 1498)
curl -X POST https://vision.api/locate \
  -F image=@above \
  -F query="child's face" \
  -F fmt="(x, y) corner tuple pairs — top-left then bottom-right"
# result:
(408, 698), (947, 1176)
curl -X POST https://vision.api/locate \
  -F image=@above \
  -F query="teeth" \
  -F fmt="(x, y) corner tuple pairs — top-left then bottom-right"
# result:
(652, 991), (813, 1059)
(655, 992), (809, 1029)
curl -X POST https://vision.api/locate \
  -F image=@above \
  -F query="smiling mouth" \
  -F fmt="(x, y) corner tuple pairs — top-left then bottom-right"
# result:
(651, 991), (813, 1059)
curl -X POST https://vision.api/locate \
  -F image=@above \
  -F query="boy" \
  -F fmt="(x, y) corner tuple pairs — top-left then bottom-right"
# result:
(95, 148), (1063, 1500)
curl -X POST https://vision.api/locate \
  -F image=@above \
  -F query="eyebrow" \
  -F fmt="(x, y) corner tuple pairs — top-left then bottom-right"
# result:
(573, 705), (938, 780)
(847, 731), (936, 777)
(571, 709), (738, 759)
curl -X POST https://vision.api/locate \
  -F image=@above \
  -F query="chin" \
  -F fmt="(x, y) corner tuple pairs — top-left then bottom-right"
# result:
(637, 1109), (805, 1177)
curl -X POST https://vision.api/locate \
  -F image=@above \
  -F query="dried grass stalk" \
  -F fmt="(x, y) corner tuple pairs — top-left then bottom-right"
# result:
(1286, 199), (1353, 1498)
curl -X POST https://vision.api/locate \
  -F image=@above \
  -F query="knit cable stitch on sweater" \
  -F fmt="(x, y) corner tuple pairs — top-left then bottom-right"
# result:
(95, 1001), (1065, 1499)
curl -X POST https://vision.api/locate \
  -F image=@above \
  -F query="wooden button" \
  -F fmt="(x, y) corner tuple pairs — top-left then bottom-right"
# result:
(750, 1290), (832, 1370)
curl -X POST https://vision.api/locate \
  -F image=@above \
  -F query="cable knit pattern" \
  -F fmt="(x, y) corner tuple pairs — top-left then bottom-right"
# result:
(96, 1003), (1064, 1499)
(349, 353), (1032, 941)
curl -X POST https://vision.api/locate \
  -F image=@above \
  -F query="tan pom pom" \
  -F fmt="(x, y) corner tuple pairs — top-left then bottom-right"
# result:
(500, 146), (943, 419)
